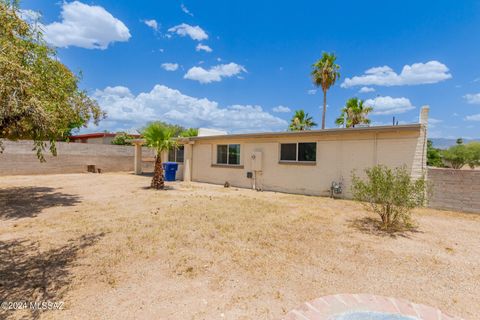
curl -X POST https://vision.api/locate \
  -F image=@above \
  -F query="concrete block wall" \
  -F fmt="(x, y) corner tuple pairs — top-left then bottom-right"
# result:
(428, 167), (480, 213)
(0, 140), (155, 175)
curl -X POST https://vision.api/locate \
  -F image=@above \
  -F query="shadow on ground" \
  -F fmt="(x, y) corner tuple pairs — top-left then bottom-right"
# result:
(0, 187), (81, 219)
(0, 233), (104, 320)
(348, 217), (421, 238)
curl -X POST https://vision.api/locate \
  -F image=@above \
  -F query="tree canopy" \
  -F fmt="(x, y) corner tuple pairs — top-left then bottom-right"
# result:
(426, 140), (443, 167)
(442, 141), (480, 169)
(311, 52), (340, 129)
(335, 97), (373, 128)
(0, 1), (103, 160)
(288, 109), (317, 131)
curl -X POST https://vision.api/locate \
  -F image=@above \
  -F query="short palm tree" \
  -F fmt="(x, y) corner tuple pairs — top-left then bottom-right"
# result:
(142, 122), (177, 189)
(289, 109), (317, 131)
(335, 97), (373, 128)
(311, 52), (341, 129)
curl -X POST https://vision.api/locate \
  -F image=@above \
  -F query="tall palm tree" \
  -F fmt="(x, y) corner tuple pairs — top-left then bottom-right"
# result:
(289, 109), (317, 131)
(335, 97), (373, 128)
(142, 122), (177, 189)
(311, 52), (341, 130)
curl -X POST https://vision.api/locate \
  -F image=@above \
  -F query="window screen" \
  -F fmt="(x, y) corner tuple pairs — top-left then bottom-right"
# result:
(228, 144), (240, 165)
(298, 142), (316, 162)
(280, 143), (297, 161)
(176, 145), (184, 163)
(217, 145), (228, 164)
(168, 148), (176, 162)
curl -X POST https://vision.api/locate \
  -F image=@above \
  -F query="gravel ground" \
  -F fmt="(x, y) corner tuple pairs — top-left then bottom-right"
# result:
(0, 173), (478, 320)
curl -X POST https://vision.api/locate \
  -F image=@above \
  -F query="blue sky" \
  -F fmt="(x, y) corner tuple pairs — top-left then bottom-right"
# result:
(20, 0), (480, 138)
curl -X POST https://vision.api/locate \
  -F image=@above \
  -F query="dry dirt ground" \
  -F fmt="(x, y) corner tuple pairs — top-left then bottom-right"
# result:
(0, 173), (479, 320)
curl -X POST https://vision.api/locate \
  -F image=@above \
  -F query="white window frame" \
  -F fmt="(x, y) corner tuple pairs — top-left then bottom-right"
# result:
(216, 144), (241, 165)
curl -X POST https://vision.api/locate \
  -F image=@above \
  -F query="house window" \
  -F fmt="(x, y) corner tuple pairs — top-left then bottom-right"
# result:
(217, 144), (240, 165)
(280, 142), (316, 162)
(168, 145), (184, 163)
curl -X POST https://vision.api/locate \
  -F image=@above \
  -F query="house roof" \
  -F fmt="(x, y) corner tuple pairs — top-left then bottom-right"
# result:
(186, 124), (423, 141)
(69, 132), (141, 140)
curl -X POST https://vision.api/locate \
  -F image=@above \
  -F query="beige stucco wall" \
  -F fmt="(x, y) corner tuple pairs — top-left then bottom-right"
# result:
(190, 128), (426, 197)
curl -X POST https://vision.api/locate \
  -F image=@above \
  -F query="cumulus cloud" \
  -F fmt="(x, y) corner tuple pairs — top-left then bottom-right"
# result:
(365, 96), (415, 115)
(42, 1), (130, 49)
(161, 63), (179, 71)
(180, 4), (193, 16)
(92, 85), (287, 133)
(184, 63), (246, 83)
(463, 93), (480, 104)
(465, 114), (480, 121)
(272, 105), (291, 113)
(144, 19), (158, 31)
(358, 86), (375, 93)
(168, 23), (207, 41)
(196, 43), (213, 52)
(342, 61), (451, 88)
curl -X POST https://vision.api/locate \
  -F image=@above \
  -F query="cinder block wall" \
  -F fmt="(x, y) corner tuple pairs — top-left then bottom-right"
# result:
(0, 140), (155, 175)
(428, 167), (480, 213)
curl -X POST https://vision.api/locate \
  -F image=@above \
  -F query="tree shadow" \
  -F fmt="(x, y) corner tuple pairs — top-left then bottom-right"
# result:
(0, 233), (104, 320)
(347, 217), (422, 239)
(0, 187), (81, 220)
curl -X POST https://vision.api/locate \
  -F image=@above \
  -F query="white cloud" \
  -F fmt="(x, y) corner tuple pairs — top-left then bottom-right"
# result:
(429, 118), (443, 124)
(180, 4), (193, 16)
(196, 43), (212, 52)
(465, 114), (480, 121)
(92, 85), (287, 133)
(184, 63), (246, 83)
(342, 61), (451, 88)
(168, 23), (207, 41)
(272, 105), (291, 113)
(463, 93), (480, 104)
(144, 19), (158, 31)
(307, 89), (317, 95)
(43, 1), (130, 50)
(358, 86), (375, 93)
(365, 96), (415, 115)
(161, 63), (179, 71)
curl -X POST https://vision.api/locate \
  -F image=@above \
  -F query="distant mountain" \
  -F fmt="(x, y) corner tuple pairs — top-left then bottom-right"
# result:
(430, 138), (480, 149)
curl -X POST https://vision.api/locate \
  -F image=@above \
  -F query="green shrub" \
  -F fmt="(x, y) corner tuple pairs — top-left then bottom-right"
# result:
(351, 165), (427, 230)
(111, 132), (134, 145)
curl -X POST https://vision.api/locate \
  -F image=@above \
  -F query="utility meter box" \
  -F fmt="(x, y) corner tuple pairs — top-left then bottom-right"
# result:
(251, 152), (262, 171)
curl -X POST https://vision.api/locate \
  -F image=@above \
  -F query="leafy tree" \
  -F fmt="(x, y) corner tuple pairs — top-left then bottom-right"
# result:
(466, 142), (480, 169)
(351, 165), (427, 230)
(311, 52), (340, 129)
(0, 1), (103, 160)
(456, 138), (463, 145)
(142, 122), (177, 189)
(335, 97), (373, 128)
(426, 139), (443, 167)
(111, 132), (134, 145)
(180, 128), (199, 137)
(288, 110), (317, 131)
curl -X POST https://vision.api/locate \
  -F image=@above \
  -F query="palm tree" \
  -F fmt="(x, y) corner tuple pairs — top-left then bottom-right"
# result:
(335, 97), (373, 128)
(289, 109), (317, 131)
(311, 52), (341, 129)
(142, 122), (177, 189)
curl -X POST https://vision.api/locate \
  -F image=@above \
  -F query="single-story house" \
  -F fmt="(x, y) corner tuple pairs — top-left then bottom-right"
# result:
(132, 106), (429, 198)
(69, 132), (141, 144)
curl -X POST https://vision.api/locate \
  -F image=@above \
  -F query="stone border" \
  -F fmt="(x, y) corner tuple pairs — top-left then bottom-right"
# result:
(282, 294), (463, 320)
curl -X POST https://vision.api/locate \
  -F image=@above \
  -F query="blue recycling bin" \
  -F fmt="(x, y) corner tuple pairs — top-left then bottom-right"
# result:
(162, 162), (178, 181)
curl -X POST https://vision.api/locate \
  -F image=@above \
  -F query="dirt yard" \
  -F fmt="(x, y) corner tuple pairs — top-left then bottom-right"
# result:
(0, 173), (479, 320)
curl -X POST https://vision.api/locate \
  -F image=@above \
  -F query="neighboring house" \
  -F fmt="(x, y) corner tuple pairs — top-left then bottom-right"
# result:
(133, 107), (429, 198)
(69, 133), (140, 144)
